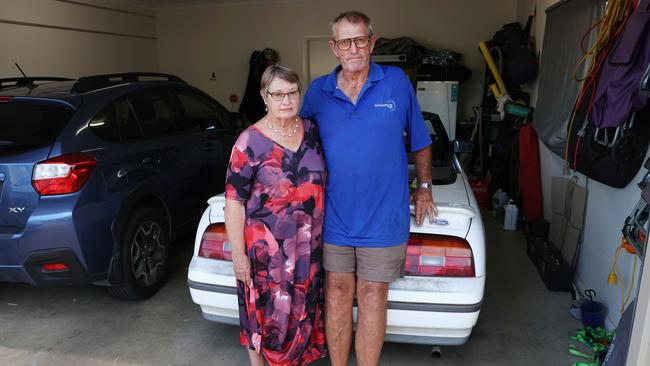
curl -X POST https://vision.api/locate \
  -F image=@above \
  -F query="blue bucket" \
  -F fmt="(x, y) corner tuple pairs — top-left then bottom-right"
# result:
(580, 300), (607, 328)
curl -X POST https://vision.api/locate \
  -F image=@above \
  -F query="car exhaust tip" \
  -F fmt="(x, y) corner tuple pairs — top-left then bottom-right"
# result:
(430, 346), (442, 359)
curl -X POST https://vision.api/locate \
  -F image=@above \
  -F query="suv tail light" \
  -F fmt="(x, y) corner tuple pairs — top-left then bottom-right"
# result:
(405, 233), (475, 277)
(43, 263), (69, 272)
(32, 153), (96, 196)
(199, 223), (232, 261)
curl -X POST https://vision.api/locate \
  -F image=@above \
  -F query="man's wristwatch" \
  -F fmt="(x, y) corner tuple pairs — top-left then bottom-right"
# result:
(418, 182), (433, 190)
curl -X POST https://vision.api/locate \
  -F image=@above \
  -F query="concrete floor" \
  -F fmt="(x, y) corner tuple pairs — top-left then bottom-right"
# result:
(0, 214), (582, 366)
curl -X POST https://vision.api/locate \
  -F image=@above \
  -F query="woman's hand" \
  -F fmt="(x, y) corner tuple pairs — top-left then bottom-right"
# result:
(232, 253), (252, 286)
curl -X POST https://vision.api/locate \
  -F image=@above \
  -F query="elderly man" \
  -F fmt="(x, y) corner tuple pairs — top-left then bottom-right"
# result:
(300, 10), (437, 366)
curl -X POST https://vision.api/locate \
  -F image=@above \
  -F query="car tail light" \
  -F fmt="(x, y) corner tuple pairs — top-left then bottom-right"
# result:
(0, 96), (14, 102)
(32, 153), (96, 196)
(199, 223), (232, 261)
(405, 233), (475, 277)
(43, 263), (68, 272)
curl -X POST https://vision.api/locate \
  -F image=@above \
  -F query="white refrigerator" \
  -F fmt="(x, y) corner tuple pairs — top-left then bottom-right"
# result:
(416, 81), (459, 140)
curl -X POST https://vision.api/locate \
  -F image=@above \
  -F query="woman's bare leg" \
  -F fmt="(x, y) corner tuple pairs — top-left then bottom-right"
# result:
(247, 348), (265, 366)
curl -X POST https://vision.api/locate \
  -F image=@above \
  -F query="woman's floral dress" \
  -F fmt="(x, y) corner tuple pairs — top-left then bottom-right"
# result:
(224, 119), (327, 366)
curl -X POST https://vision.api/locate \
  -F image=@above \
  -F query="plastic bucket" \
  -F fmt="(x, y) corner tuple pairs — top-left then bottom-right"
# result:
(580, 300), (607, 328)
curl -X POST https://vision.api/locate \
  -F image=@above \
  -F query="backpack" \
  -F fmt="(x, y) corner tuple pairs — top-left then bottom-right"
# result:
(487, 16), (538, 88)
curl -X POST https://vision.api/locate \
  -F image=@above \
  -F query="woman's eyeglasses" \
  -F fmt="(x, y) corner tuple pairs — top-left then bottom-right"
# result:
(267, 90), (300, 102)
(333, 35), (372, 51)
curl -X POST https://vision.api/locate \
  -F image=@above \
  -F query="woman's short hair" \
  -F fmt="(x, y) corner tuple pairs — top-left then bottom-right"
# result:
(260, 64), (301, 94)
(331, 11), (373, 37)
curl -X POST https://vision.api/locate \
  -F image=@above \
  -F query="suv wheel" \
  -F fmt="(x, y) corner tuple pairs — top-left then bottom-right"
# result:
(108, 207), (170, 300)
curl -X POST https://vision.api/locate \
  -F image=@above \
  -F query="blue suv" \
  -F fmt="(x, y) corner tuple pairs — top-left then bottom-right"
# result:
(0, 73), (244, 300)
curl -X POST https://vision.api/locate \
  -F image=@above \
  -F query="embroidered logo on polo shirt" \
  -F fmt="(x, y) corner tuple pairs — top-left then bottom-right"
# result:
(374, 99), (396, 111)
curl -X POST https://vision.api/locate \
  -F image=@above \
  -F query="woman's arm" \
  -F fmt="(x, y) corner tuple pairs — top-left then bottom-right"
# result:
(225, 198), (251, 286)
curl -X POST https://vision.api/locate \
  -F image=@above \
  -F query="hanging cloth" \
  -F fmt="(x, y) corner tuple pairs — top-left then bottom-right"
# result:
(518, 124), (543, 221)
(238, 48), (279, 122)
(591, 1), (650, 128)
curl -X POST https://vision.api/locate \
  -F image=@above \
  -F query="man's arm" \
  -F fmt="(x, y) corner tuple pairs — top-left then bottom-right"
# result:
(412, 145), (438, 225)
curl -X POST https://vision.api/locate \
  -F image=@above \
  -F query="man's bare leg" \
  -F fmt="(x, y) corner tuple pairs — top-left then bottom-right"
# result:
(355, 278), (389, 366)
(325, 271), (356, 366)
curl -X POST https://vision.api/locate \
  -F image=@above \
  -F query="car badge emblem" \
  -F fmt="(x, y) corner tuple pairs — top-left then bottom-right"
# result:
(9, 207), (26, 213)
(433, 218), (449, 226)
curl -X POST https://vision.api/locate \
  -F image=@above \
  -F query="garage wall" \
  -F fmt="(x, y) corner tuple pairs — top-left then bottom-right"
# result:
(0, 0), (158, 79)
(155, 0), (518, 118)
(517, 0), (643, 327)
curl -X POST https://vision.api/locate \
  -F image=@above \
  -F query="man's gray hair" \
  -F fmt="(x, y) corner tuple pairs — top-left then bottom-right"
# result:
(330, 11), (373, 38)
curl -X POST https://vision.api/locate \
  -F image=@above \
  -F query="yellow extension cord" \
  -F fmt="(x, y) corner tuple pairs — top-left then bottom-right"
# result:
(563, 0), (634, 174)
(574, 0), (632, 81)
(608, 241), (638, 315)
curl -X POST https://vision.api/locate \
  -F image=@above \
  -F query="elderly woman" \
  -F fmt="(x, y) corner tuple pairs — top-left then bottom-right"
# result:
(224, 64), (327, 366)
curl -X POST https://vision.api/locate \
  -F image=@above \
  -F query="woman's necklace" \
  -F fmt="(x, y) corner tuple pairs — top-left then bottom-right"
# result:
(267, 117), (299, 137)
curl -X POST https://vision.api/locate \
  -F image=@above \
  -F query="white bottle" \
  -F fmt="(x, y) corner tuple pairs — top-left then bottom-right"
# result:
(503, 200), (518, 231)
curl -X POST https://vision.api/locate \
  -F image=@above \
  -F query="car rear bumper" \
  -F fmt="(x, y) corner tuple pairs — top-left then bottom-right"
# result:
(0, 197), (101, 286)
(0, 247), (90, 286)
(0, 192), (114, 286)
(188, 256), (483, 346)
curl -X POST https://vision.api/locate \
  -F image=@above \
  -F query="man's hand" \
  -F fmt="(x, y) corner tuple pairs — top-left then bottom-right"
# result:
(411, 187), (438, 226)
(411, 145), (437, 225)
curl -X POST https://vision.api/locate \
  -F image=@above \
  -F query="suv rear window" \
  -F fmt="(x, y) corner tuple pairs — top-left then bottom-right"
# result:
(0, 102), (73, 154)
(176, 91), (229, 131)
(129, 92), (177, 138)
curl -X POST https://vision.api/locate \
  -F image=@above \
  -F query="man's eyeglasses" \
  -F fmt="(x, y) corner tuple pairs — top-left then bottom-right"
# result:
(267, 90), (300, 101)
(333, 35), (373, 51)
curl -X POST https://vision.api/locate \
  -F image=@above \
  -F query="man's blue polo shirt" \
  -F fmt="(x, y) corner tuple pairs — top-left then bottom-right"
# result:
(300, 63), (432, 247)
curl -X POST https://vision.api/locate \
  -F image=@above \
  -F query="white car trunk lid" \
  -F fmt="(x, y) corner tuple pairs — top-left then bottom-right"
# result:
(208, 194), (226, 222)
(410, 177), (474, 238)
(209, 177), (473, 238)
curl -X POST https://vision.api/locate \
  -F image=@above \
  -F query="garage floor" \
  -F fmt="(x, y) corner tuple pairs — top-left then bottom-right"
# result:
(0, 213), (581, 366)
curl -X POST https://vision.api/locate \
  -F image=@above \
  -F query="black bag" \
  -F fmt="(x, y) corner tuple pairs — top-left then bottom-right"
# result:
(567, 83), (650, 188)
(487, 16), (538, 88)
(505, 45), (538, 86)
(526, 236), (545, 267)
(527, 232), (574, 292)
(537, 244), (573, 291)
(488, 115), (518, 206)
(526, 219), (550, 265)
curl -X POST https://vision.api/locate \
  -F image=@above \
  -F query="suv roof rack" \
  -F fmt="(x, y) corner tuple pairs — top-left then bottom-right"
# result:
(71, 72), (186, 94)
(0, 77), (74, 89)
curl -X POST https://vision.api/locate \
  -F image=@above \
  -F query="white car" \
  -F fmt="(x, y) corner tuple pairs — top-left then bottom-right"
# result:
(188, 112), (486, 348)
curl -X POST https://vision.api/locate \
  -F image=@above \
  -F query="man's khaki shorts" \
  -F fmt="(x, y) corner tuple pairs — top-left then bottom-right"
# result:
(323, 242), (407, 283)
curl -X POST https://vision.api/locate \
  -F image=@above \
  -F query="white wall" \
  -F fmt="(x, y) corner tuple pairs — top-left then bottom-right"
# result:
(517, 0), (643, 327)
(0, 0), (158, 78)
(155, 0), (518, 117)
